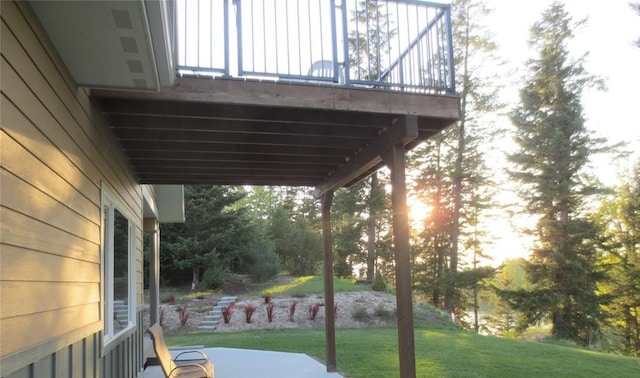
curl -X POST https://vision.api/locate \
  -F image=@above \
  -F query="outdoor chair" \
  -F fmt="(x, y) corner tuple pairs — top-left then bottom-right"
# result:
(307, 60), (345, 85)
(147, 323), (214, 378)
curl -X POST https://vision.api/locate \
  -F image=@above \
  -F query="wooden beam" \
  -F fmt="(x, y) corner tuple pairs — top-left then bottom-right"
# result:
(383, 144), (416, 378)
(97, 97), (399, 128)
(114, 128), (364, 149)
(321, 191), (337, 372)
(93, 77), (461, 120)
(316, 115), (418, 197)
(108, 114), (380, 139)
(121, 141), (352, 158)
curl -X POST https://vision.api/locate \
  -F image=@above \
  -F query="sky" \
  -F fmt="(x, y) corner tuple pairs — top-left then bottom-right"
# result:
(487, 0), (640, 183)
(476, 0), (640, 264)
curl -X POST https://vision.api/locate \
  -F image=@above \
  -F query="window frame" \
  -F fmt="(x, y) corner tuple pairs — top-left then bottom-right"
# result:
(101, 184), (137, 345)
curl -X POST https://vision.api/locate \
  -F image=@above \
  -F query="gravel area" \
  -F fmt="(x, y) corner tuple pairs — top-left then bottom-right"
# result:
(146, 291), (400, 333)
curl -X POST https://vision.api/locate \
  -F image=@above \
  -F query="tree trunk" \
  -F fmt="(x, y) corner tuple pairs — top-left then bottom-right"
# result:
(367, 173), (379, 282)
(445, 119), (464, 316)
(192, 267), (200, 289)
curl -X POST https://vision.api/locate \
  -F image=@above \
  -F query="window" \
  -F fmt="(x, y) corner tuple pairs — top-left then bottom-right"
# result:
(102, 186), (136, 342)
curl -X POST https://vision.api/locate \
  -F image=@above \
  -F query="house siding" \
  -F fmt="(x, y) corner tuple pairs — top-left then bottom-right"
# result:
(1, 1), (145, 376)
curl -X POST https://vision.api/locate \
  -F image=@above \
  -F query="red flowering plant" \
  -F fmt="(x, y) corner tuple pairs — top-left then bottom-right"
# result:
(244, 304), (257, 323)
(309, 303), (321, 321)
(266, 302), (275, 322)
(177, 306), (190, 326)
(221, 303), (234, 324)
(288, 301), (297, 321)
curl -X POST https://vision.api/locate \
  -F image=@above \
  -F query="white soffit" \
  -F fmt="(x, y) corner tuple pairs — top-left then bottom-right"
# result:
(155, 185), (185, 223)
(29, 0), (174, 91)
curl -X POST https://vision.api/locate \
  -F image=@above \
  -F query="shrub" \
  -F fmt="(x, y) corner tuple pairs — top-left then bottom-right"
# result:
(288, 301), (298, 321)
(177, 306), (190, 326)
(201, 252), (226, 290)
(202, 266), (225, 290)
(264, 293), (272, 304)
(266, 302), (275, 322)
(352, 306), (370, 322)
(247, 249), (281, 283)
(222, 304), (234, 324)
(371, 273), (387, 292)
(244, 304), (257, 323)
(309, 303), (321, 320)
(373, 303), (393, 321)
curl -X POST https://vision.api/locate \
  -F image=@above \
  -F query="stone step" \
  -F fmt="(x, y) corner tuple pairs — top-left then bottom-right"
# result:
(197, 296), (237, 330)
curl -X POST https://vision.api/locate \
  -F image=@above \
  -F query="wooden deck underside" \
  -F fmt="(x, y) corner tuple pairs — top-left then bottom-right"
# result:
(92, 77), (460, 188)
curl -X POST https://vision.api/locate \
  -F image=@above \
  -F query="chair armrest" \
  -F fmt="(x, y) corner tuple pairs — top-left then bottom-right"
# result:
(174, 350), (209, 361)
(170, 363), (209, 377)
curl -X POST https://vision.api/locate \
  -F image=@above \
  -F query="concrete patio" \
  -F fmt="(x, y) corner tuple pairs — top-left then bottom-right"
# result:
(142, 347), (344, 378)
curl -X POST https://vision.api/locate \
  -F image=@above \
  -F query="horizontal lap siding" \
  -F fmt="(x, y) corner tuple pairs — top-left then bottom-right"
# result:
(0, 1), (144, 376)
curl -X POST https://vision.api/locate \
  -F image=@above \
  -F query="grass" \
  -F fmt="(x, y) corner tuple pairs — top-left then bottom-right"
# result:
(252, 275), (369, 297)
(148, 286), (218, 303)
(165, 327), (640, 377)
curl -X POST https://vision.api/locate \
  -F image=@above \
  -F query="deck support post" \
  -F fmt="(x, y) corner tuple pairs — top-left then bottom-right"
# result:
(144, 218), (161, 325)
(382, 127), (416, 378)
(321, 190), (337, 372)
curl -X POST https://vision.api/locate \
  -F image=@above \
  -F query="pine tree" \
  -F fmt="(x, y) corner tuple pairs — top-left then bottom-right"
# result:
(444, 0), (502, 317)
(266, 187), (323, 276)
(410, 0), (499, 321)
(332, 181), (368, 278)
(366, 172), (386, 281)
(595, 163), (640, 356)
(348, 0), (396, 81)
(160, 185), (246, 288)
(484, 259), (531, 337)
(503, 2), (606, 345)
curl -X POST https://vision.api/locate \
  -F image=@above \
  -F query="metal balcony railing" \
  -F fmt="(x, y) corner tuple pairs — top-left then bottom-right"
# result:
(174, 0), (455, 95)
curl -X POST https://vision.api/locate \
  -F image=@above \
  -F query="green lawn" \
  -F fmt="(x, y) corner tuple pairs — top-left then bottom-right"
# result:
(250, 275), (372, 297)
(165, 327), (640, 377)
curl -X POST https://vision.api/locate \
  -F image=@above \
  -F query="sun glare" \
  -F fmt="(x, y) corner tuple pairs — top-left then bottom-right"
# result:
(408, 196), (433, 232)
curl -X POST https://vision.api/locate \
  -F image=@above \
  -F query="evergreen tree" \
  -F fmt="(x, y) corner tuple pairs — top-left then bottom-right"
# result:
(366, 172), (387, 281)
(266, 187), (323, 276)
(332, 181), (368, 278)
(346, 1), (395, 281)
(411, 134), (452, 309)
(410, 0), (499, 321)
(348, 0), (396, 81)
(160, 185), (278, 288)
(484, 259), (531, 337)
(502, 2), (606, 345)
(595, 163), (640, 356)
(444, 0), (502, 317)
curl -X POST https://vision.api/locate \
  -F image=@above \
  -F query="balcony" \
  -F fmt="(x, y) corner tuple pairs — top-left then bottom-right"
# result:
(175, 0), (455, 95)
(30, 0), (459, 186)
(84, 0), (459, 187)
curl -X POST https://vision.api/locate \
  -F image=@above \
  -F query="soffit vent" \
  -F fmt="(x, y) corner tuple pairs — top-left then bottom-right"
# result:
(111, 9), (133, 29)
(28, 0), (173, 91)
(120, 37), (139, 53)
